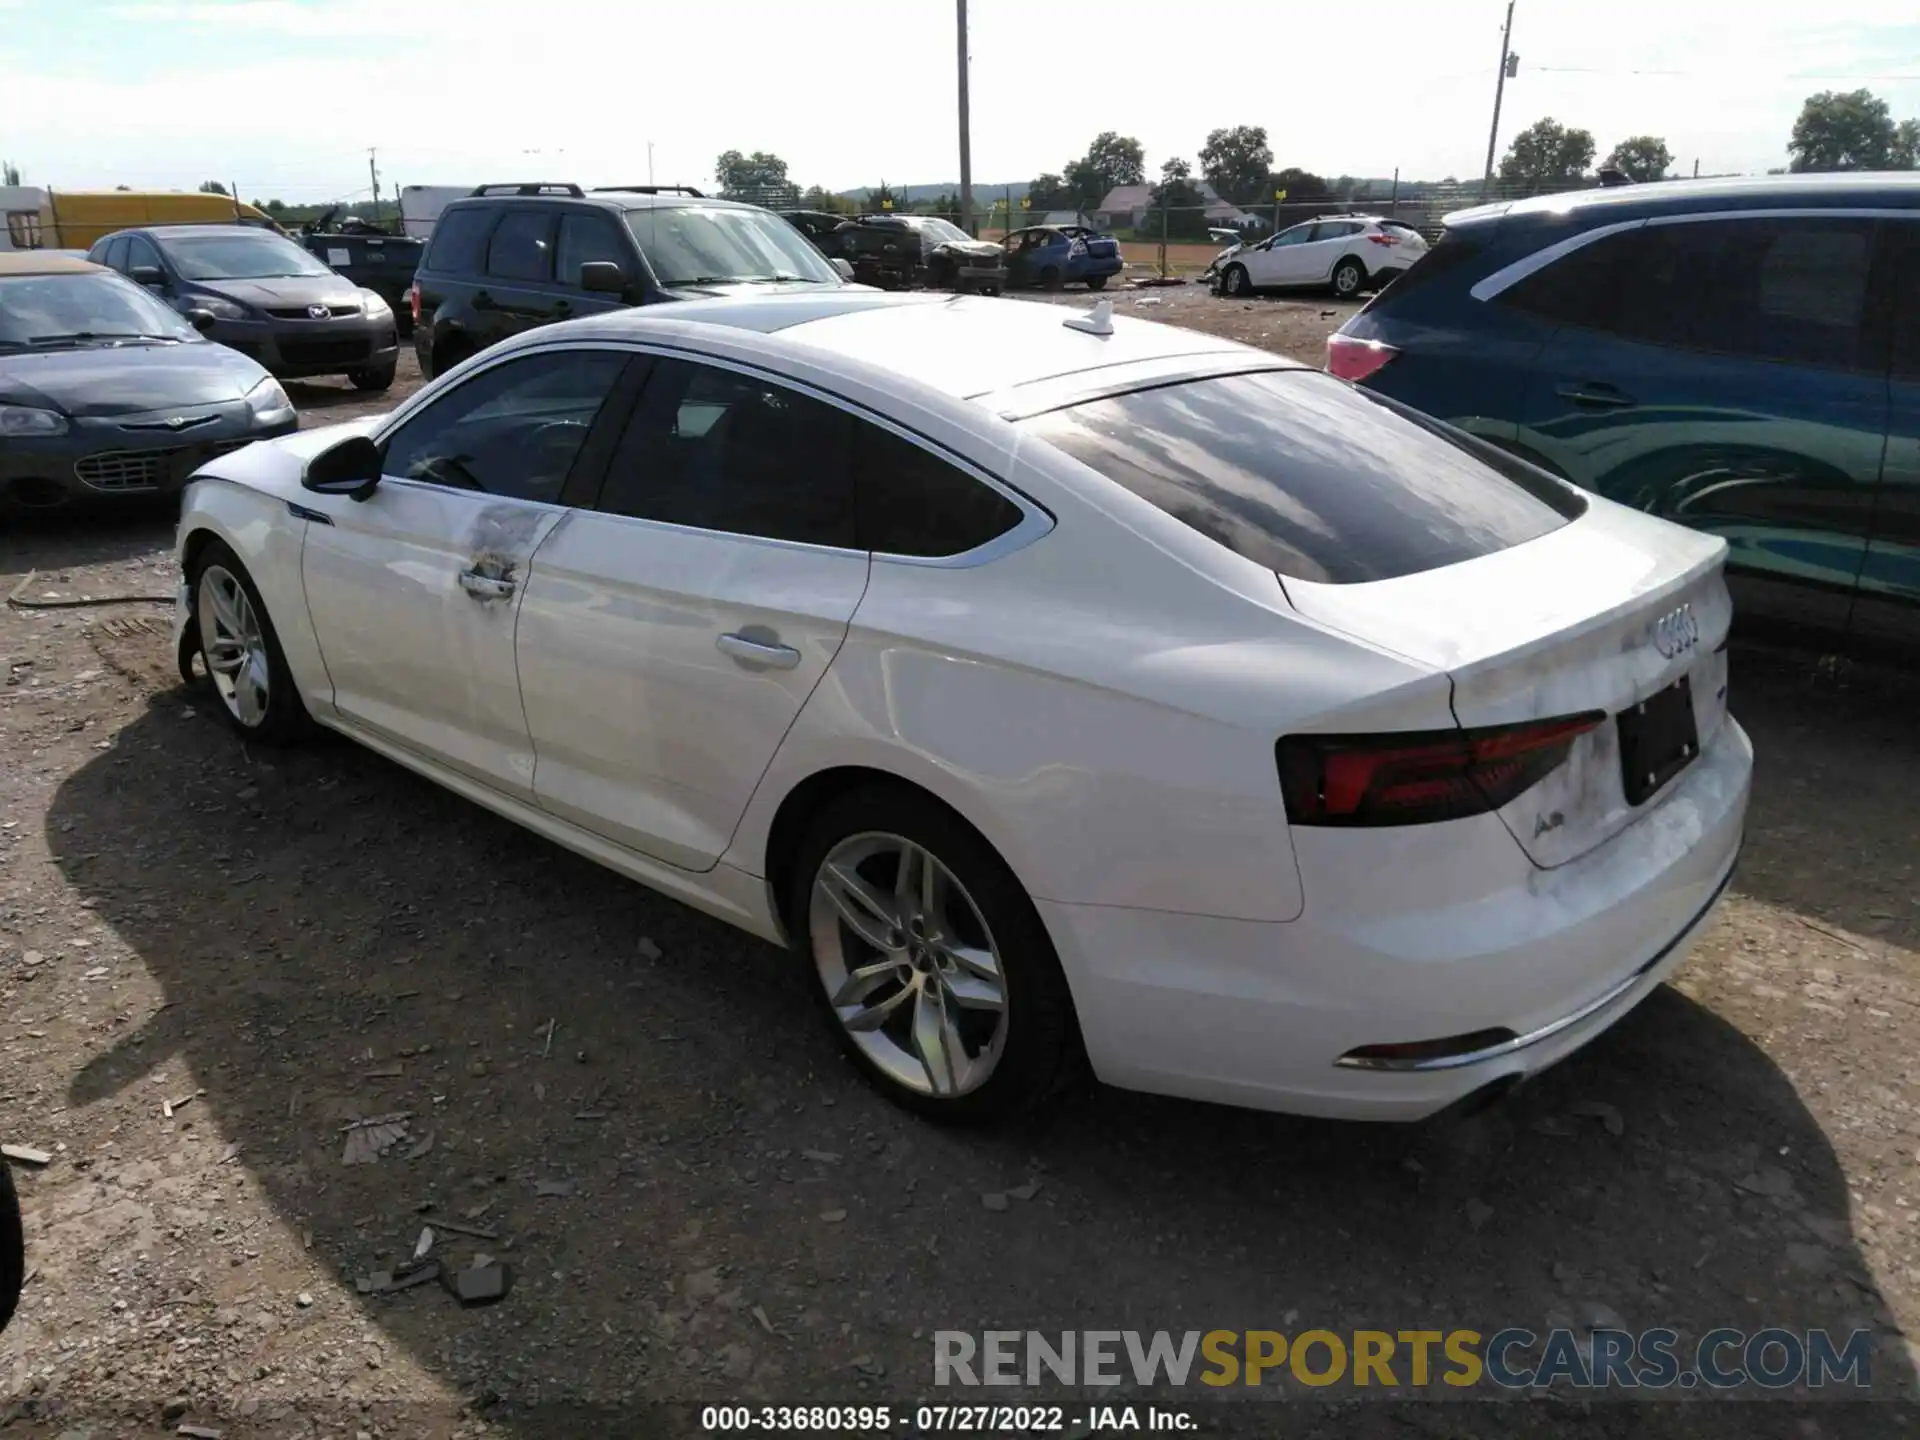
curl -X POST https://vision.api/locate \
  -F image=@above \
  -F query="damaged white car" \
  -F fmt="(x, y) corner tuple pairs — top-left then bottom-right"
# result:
(171, 291), (1750, 1124)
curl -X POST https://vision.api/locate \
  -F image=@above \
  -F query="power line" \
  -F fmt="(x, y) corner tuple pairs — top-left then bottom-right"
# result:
(1532, 65), (1920, 79)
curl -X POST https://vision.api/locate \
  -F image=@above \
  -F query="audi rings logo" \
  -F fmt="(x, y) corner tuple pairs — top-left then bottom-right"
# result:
(1653, 603), (1700, 659)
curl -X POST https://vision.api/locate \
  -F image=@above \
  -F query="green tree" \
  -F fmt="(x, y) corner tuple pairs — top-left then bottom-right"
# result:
(798, 185), (853, 214)
(1026, 172), (1072, 210)
(865, 180), (899, 212)
(1788, 89), (1905, 171)
(1144, 156), (1207, 240)
(198, 180), (229, 196)
(2, 160), (19, 186)
(713, 149), (790, 196)
(1497, 118), (1596, 192)
(1199, 125), (1273, 205)
(1064, 131), (1145, 206)
(1894, 118), (1920, 169)
(1605, 135), (1673, 183)
(1268, 166), (1330, 199)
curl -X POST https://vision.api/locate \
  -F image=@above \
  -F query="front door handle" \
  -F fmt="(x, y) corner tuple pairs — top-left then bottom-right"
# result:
(717, 632), (802, 670)
(1556, 381), (1637, 409)
(459, 570), (515, 601)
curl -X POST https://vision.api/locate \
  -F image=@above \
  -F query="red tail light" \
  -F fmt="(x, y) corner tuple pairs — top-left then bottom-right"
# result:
(1325, 333), (1399, 383)
(1277, 714), (1603, 827)
(408, 284), (421, 324)
(1367, 233), (1397, 246)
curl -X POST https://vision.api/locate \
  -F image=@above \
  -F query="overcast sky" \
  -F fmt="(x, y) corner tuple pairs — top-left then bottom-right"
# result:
(3, 0), (1919, 202)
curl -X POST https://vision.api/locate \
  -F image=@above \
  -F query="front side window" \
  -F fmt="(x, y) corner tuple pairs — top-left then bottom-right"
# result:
(380, 350), (627, 504)
(626, 205), (840, 286)
(1271, 225), (1314, 248)
(0, 272), (199, 347)
(486, 211), (555, 282)
(159, 231), (333, 280)
(1020, 370), (1581, 585)
(593, 358), (856, 548)
(555, 211), (632, 287)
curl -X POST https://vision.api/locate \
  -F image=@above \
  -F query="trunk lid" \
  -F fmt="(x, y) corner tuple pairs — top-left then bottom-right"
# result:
(1281, 503), (1732, 867)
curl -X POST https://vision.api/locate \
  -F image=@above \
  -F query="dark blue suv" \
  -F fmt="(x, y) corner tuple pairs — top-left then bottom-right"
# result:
(1330, 174), (1920, 657)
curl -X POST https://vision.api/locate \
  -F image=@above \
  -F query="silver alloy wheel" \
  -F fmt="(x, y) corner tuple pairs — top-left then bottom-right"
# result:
(197, 565), (270, 728)
(1334, 262), (1361, 295)
(809, 831), (1009, 1098)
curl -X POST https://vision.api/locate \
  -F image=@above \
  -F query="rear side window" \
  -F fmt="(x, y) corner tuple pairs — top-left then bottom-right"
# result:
(486, 210), (555, 282)
(425, 206), (495, 274)
(1501, 216), (1876, 370)
(853, 423), (1023, 558)
(1361, 225), (1484, 307)
(1020, 370), (1581, 585)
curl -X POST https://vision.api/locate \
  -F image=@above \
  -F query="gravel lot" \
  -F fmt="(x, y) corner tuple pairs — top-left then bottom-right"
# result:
(3, 293), (1918, 1439)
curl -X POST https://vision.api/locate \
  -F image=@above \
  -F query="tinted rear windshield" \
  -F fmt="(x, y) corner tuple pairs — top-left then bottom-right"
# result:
(1019, 370), (1584, 585)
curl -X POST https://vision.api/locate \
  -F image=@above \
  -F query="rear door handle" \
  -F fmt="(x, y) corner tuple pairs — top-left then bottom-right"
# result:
(459, 570), (515, 601)
(716, 632), (802, 670)
(1556, 381), (1637, 409)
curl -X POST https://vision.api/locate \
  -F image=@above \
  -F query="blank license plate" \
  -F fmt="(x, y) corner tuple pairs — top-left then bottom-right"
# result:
(1618, 673), (1700, 807)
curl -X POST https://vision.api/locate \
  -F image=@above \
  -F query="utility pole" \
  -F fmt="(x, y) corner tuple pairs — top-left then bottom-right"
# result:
(367, 147), (381, 224)
(1479, 0), (1517, 201)
(956, 0), (974, 234)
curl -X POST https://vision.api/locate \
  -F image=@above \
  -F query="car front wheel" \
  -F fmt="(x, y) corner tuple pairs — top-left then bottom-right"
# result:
(349, 361), (397, 392)
(1222, 263), (1252, 297)
(189, 539), (312, 744)
(792, 786), (1078, 1122)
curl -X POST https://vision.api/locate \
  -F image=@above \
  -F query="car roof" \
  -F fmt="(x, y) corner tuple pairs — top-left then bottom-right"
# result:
(0, 251), (105, 276)
(1446, 170), (1920, 229)
(538, 291), (1276, 401)
(138, 224), (276, 239)
(444, 191), (769, 216)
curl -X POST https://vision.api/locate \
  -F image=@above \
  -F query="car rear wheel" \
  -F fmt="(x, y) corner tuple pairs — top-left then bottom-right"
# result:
(1085, 274), (1108, 291)
(1331, 257), (1366, 298)
(189, 539), (312, 745)
(1222, 263), (1252, 297)
(791, 786), (1078, 1123)
(349, 361), (397, 392)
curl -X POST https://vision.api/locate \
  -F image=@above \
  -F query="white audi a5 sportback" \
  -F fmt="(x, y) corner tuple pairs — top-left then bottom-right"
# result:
(172, 291), (1750, 1123)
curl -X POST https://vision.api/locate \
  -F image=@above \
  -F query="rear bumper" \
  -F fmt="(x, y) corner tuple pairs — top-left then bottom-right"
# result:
(1037, 716), (1752, 1120)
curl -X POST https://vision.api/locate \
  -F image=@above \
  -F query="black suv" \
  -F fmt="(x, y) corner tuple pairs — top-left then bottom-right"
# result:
(411, 183), (851, 378)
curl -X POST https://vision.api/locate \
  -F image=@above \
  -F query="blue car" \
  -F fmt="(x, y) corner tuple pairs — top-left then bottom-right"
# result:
(1330, 173), (1920, 658)
(1004, 225), (1124, 290)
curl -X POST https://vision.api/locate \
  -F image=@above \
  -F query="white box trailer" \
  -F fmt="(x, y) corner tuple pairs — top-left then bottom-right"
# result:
(0, 187), (50, 251)
(397, 185), (475, 240)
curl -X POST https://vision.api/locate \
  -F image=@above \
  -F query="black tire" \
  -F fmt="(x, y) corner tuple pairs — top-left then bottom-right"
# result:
(348, 361), (397, 392)
(0, 1156), (22, 1336)
(1084, 274), (1108, 291)
(1040, 265), (1062, 291)
(1222, 263), (1252, 297)
(429, 335), (473, 380)
(1331, 256), (1366, 299)
(788, 784), (1079, 1124)
(187, 538), (314, 745)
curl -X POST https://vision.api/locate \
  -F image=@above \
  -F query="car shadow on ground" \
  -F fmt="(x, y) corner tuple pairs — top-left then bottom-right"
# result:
(1, 508), (177, 579)
(43, 661), (1914, 1435)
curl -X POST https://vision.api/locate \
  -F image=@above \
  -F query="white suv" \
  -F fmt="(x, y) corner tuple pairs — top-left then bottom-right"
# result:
(1214, 215), (1428, 299)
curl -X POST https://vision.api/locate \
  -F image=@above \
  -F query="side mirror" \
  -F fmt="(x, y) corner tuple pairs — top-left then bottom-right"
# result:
(830, 257), (854, 281)
(186, 309), (216, 334)
(301, 434), (382, 501)
(578, 261), (627, 294)
(130, 265), (165, 289)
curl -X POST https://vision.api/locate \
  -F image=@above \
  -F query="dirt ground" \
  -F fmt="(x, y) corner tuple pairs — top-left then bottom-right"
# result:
(3, 301), (1919, 1439)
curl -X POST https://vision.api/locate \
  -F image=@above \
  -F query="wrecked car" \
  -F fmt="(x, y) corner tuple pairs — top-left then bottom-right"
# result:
(836, 214), (1004, 293)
